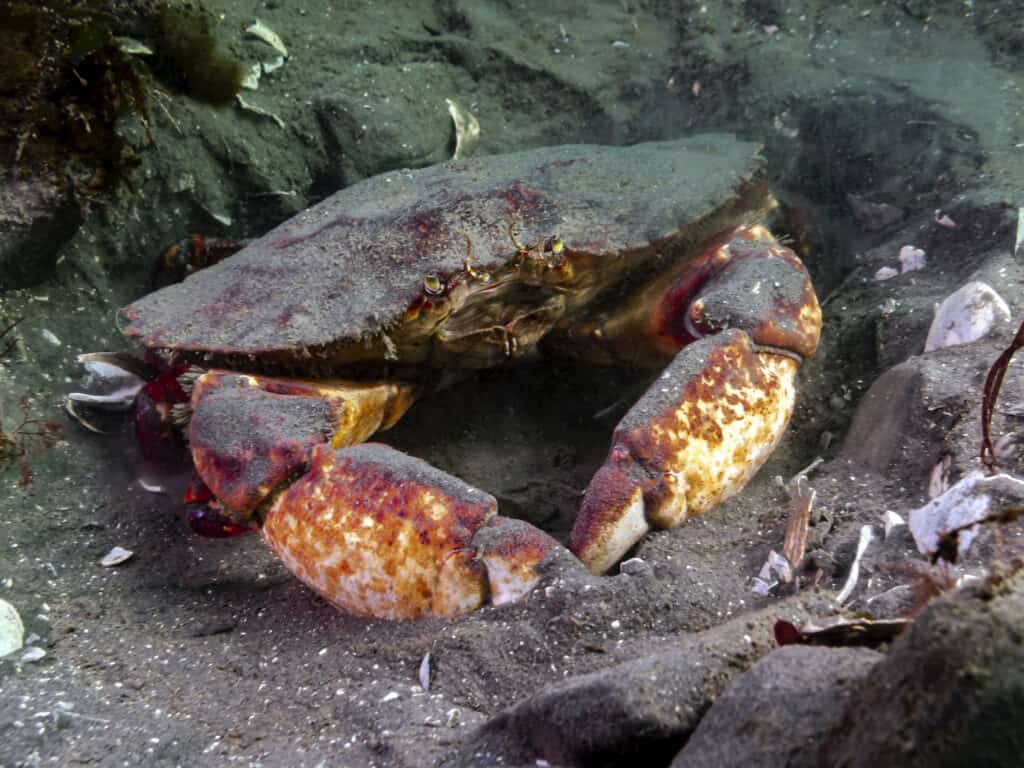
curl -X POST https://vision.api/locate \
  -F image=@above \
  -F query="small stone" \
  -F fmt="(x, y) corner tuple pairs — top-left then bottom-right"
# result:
(671, 646), (881, 768)
(619, 558), (651, 576)
(873, 266), (899, 281)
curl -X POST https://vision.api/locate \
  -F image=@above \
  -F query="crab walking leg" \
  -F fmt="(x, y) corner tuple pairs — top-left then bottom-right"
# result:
(569, 330), (800, 573)
(260, 443), (565, 618)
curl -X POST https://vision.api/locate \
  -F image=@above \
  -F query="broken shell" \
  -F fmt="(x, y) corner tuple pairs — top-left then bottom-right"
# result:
(100, 546), (135, 567)
(446, 98), (480, 160)
(241, 63), (262, 91)
(236, 94), (286, 129)
(1015, 207), (1023, 255)
(836, 524), (874, 604)
(115, 37), (153, 56)
(0, 598), (24, 657)
(924, 281), (1011, 352)
(898, 245), (926, 273)
(419, 651), (432, 691)
(909, 471), (1024, 561)
(21, 646), (46, 663)
(244, 19), (288, 58)
(874, 266), (898, 281)
(262, 56), (286, 75)
(882, 510), (905, 538)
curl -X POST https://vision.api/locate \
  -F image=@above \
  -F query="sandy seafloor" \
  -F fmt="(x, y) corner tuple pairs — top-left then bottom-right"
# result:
(2, 1), (1024, 766)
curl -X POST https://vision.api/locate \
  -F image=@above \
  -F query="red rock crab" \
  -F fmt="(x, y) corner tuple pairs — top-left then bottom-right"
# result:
(71, 134), (821, 619)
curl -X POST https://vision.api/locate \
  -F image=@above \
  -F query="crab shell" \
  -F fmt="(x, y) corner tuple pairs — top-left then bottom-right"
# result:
(115, 134), (821, 618)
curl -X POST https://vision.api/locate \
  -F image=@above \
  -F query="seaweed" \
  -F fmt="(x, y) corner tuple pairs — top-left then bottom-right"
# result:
(153, 5), (244, 107)
(981, 316), (1024, 470)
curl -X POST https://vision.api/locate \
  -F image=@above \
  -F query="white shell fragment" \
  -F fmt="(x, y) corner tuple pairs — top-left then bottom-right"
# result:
(751, 550), (791, 595)
(40, 329), (61, 346)
(262, 56), (286, 75)
(446, 98), (480, 160)
(898, 245), (926, 273)
(0, 598), (25, 657)
(882, 510), (905, 539)
(1015, 207), (1023, 255)
(236, 94), (286, 129)
(100, 546), (135, 567)
(836, 524), (874, 604)
(924, 281), (1011, 352)
(909, 471), (1024, 560)
(21, 646), (46, 663)
(245, 19), (288, 58)
(241, 62), (262, 91)
(115, 37), (153, 56)
(874, 266), (898, 281)
(419, 651), (432, 691)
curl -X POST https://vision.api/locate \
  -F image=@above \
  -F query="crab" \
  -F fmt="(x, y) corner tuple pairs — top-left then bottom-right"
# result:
(70, 134), (821, 619)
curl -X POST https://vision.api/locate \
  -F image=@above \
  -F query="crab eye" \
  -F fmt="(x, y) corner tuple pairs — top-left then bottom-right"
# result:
(549, 237), (564, 255)
(422, 274), (446, 296)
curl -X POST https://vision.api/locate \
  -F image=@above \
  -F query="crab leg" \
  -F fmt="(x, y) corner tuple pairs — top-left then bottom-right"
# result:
(186, 370), (417, 516)
(184, 370), (570, 617)
(261, 443), (566, 618)
(569, 229), (821, 573)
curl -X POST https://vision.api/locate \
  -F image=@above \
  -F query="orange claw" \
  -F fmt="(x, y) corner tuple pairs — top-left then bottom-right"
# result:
(570, 330), (800, 574)
(260, 443), (565, 619)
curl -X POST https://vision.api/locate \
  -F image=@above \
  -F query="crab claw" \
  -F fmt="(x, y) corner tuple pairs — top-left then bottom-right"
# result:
(569, 228), (821, 574)
(260, 443), (568, 618)
(570, 331), (799, 573)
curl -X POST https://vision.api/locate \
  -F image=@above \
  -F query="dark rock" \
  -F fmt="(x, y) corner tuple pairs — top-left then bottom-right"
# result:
(313, 62), (457, 185)
(0, 174), (81, 290)
(671, 646), (881, 768)
(840, 362), (922, 473)
(846, 195), (905, 232)
(820, 561), (1024, 768)
(447, 599), (822, 768)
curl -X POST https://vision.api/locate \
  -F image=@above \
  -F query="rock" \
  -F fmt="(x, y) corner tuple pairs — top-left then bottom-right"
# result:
(448, 599), (819, 768)
(670, 646), (881, 768)
(0, 173), (81, 290)
(820, 561), (1024, 768)
(846, 195), (905, 232)
(313, 62), (458, 185)
(840, 363), (922, 473)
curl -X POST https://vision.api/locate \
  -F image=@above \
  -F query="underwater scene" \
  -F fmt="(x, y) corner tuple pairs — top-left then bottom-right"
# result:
(1, 1), (1023, 765)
